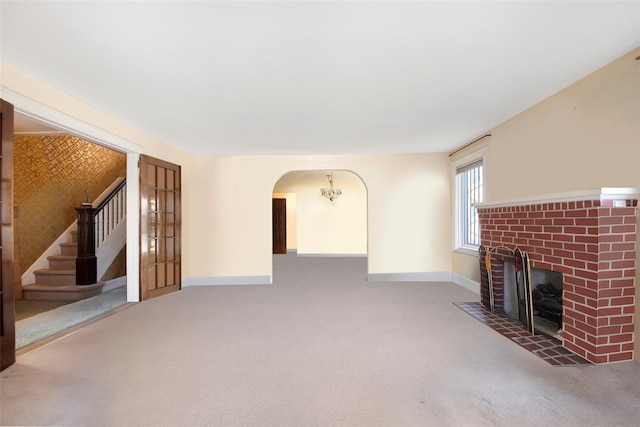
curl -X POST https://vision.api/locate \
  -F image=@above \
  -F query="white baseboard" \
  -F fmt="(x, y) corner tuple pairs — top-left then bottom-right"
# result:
(181, 272), (480, 292)
(297, 253), (367, 257)
(452, 273), (480, 294)
(367, 271), (453, 282)
(183, 276), (271, 286)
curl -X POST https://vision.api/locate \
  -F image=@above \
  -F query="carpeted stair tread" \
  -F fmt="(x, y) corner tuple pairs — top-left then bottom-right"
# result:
(23, 283), (104, 291)
(22, 282), (106, 301)
(33, 269), (78, 286)
(59, 244), (78, 256)
(34, 268), (76, 275)
(47, 255), (78, 271)
(47, 255), (77, 270)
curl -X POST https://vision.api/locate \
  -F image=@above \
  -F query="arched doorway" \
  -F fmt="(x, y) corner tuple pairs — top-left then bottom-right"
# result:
(271, 169), (368, 265)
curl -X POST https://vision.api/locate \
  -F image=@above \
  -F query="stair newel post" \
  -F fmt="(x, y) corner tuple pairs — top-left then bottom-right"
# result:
(75, 204), (98, 285)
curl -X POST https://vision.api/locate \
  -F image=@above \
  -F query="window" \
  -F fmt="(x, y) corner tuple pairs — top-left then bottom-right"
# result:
(453, 152), (484, 252)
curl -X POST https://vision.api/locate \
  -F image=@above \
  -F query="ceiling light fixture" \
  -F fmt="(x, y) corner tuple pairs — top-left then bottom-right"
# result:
(320, 172), (342, 204)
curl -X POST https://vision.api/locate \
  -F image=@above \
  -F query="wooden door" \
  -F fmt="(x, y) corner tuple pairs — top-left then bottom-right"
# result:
(0, 99), (15, 371)
(140, 155), (181, 300)
(272, 198), (286, 254)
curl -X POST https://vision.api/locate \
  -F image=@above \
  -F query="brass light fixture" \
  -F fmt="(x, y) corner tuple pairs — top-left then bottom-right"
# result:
(320, 172), (342, 203)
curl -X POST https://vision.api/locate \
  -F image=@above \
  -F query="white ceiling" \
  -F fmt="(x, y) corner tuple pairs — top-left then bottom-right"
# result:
(2, 1), (639, 155)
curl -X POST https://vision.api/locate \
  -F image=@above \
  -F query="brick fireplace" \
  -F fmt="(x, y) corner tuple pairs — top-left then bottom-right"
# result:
(477, 188), (638, 364)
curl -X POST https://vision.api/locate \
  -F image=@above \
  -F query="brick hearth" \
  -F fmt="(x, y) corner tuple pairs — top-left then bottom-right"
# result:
(477, 189), (638, 364)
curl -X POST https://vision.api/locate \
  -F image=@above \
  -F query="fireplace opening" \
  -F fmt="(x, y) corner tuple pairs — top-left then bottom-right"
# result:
(504, 262), (563, 340)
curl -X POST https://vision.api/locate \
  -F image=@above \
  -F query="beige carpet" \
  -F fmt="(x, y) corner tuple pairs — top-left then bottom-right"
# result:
(15, 285), (128, 350)
(14, 298), (75, 321)
(2, 255), (639, 426)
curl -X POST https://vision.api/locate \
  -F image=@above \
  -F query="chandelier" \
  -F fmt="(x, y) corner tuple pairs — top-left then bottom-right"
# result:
(320, 172), (342, 203)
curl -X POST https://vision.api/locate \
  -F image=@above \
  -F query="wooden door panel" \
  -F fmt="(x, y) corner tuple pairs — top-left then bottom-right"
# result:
(140, 155), (181, 300)
(272, 198), (286, 254)
(1, 99), (15, 371)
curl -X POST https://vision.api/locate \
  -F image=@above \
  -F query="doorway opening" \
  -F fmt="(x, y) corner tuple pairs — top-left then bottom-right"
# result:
(9, 108), (139, 350)
(271, 170), (368, 276)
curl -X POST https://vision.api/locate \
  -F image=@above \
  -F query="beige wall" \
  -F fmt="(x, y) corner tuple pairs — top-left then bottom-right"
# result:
(487, 48), (639, 201)
(185, 153), (452, 279)
(451, 47), (640, 360)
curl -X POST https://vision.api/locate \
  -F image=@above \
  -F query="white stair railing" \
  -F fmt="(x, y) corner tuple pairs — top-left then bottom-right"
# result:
(93, 177), (126, 280)
(95, 178), (126, 250)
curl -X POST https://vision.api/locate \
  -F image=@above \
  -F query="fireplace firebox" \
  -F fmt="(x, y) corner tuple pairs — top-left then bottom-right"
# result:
(504, 257), (563, 338)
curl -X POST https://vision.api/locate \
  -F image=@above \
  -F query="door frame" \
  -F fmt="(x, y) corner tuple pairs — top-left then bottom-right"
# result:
(1, 99), (16, 370)
(0, 89), (143, 302)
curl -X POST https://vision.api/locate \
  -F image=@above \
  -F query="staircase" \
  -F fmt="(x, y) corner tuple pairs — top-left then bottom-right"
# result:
(21, 177), (126, 301)
(22, 230), (104, 301)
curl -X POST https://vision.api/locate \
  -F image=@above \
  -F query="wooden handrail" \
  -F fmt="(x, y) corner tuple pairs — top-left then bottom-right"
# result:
(94, 177), (126, 211)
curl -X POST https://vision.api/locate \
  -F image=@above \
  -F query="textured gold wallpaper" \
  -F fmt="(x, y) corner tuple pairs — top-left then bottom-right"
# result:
(15, 134), (127, 276)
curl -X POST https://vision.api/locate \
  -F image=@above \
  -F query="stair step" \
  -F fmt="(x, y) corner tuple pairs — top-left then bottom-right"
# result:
(34, 269), (77, 286)
(71, 230), (78, 244)
(47, 255), (76, 270)
(59, 242), (78, 256)
(22, 282), (105, 301)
